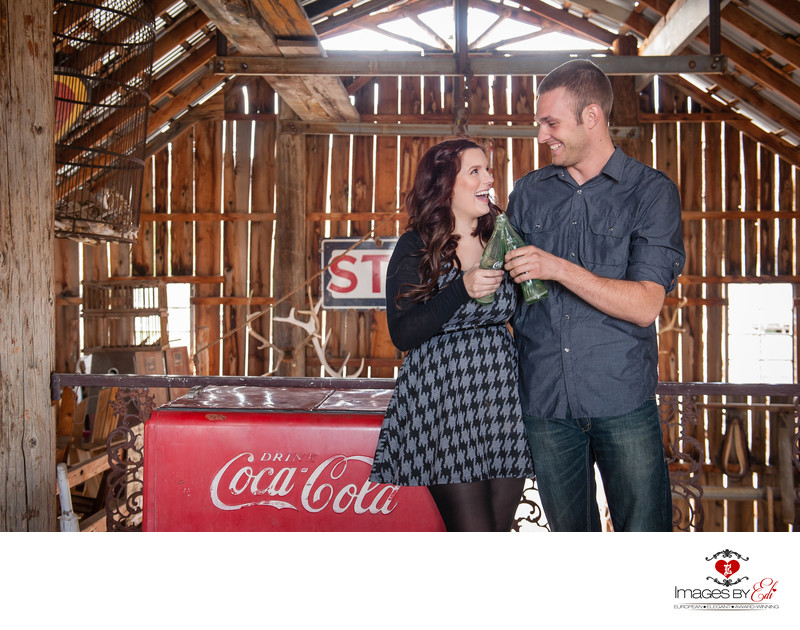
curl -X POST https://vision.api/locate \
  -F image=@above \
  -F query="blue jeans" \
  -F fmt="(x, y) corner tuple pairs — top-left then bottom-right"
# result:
(523, 399), (673, 532)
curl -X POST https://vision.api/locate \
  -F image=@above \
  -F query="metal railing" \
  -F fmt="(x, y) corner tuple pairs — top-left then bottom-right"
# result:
(50, 374), (800, 532)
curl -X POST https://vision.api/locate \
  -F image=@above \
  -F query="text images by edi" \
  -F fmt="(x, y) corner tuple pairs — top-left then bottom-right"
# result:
(673, 549), (780, 611)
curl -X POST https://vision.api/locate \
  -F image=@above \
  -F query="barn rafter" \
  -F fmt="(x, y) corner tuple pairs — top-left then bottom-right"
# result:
(140, 0), (800, 166)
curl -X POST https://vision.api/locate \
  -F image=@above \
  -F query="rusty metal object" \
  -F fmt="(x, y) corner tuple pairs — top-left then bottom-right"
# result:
(659, 394), (705, 531)
(105, 388), (156, 531)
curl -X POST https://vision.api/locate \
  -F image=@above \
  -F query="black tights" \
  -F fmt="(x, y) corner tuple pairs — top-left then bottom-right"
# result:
(427, 478), (526, 532)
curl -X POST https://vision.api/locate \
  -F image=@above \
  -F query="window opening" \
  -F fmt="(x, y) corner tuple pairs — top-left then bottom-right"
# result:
(727, 283), (793, 383)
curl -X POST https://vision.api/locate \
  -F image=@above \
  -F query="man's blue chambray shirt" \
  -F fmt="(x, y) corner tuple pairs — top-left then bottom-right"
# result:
(507, 146), (686, 419)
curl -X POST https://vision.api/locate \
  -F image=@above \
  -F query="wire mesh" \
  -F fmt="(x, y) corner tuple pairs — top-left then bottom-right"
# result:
(54, 0), (155, 243)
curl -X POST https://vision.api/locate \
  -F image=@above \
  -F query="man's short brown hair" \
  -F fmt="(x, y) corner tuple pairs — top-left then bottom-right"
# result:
(538, 59), (613, 124)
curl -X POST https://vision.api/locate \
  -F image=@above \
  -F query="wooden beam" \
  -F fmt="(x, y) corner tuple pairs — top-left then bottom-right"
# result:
(680, 275), (800, 284)
(194, 0), (358, 121)
(665, 75), (800, 167)
(699, 71), (800, 140)
(274, 108), (307, 376)
(680, 211), (799, 220)
(570, 0), (636, 25)
(152, 0), (181, 20)
(638, 0), (731, 89)
(191, 0), (280, 54)
(150, 37), (218, 103)
(697, 30), (800, 107)
(313, 0), (426, 36)
(758, 0), (800, 27)
(192, 296), (274, 306)
(278, 118), (640, 139)
(148, 71), (226, 134)
(153, 8), (213, 62)
(1, 0), (55, 532)
(722, 2), (800, 68)
(455, 0), (468, 74)
(513, 0), (619, 46)
(145, 92), (224, 157)
(251, 0), (320, 39)
(59, 451), (111, 490)
(214, 51), (726, 76)
(304, 0), (356, 20)
(642, 0), (712, 52)
(620, 6), (657, 40)
(639, 112), (741, 122)
(141, 211), (276, 222)
(634, 0), (681, 19)
(307, 211), (404, 221)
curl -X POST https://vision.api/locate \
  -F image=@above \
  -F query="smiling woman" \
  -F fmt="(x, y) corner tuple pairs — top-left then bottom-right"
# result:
(450, 146), (495, 243)
(368, 138), (535, 531)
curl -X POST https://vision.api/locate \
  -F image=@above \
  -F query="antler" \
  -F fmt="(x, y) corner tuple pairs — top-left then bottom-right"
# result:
(273, 289), (365, 378)
(658, 297), (687, 335)
(245, 292), (284, 376)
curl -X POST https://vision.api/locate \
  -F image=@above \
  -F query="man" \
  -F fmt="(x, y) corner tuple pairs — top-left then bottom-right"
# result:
(504, 59), (685, 532)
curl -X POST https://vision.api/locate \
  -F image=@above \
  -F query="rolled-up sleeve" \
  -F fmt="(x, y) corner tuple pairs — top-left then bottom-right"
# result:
(627, 174), (685, 293)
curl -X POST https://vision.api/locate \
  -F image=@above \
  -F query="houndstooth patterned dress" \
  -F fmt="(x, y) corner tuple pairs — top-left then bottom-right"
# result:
(369, 267), (534, 486)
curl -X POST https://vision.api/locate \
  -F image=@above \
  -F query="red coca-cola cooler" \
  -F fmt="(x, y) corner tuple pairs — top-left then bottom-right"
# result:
(143, 384), (445, 531)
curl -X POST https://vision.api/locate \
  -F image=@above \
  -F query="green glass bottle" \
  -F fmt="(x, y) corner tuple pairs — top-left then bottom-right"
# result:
(501, 215), (549, 304)
(474, 215), (506, 305)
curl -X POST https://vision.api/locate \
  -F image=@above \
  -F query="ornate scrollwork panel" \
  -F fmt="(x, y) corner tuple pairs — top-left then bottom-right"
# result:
(659, 394), (705, 531)
(513, 478), (549, 532)
(105, 388), (156, 531)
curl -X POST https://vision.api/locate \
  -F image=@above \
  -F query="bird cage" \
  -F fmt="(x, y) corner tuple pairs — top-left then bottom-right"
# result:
(54, 0), (155, 244)
(82, 278), (168, 353)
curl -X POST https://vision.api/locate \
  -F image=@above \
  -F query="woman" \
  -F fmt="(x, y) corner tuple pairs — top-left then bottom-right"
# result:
(369, 138), (534, 532)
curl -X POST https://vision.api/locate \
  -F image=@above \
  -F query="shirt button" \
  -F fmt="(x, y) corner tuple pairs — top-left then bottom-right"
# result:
(564, 314), (570, 320)
(564, 348), (570, 353)
(572, 220), (577, 225)
(570, 252), (575, 257)
(577, 190), (582, 194)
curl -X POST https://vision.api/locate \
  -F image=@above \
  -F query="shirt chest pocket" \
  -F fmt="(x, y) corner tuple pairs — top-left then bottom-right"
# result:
(522, 216), (559, 251)
(580, 213), (632, 269)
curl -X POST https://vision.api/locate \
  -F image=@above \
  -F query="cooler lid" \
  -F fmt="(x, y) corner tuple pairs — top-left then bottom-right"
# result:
(159, 385), (393, 413)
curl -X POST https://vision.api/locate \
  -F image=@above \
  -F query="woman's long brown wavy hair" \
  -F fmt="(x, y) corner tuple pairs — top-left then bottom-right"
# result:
(397, 139), (501, 306)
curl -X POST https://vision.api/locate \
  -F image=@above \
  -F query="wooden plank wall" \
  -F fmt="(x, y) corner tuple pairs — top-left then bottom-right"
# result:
(51, 74), (799, 530)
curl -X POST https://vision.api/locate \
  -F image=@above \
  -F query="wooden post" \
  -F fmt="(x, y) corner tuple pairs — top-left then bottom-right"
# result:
(0, 0), (56, 531)
(248, 80), (276, 376)
(491, 75), (510, 207)
(222, 82), (250, 375)
(326, 134), (351, 371)
(274, 105), (306, 376)
(704, 122), (725, 532)
(655, 83), (681, 382)
(54, 238), (81, 372)
(611, 35), (642, 162)
(511, 76), (535, 180)
(371, 76), (400, 379)
(194, 118), (223, 375)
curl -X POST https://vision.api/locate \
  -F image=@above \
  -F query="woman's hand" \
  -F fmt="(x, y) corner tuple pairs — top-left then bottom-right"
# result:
(463, 264), (504, 299)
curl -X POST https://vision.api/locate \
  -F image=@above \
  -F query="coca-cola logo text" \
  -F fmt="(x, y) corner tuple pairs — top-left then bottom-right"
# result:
(210, 452), (400, 516)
